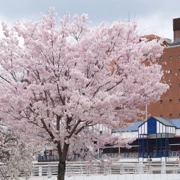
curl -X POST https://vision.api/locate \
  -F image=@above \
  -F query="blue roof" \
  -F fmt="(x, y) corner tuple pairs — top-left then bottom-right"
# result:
(168, 119), (180, 128)
(113, 117), (180, 133)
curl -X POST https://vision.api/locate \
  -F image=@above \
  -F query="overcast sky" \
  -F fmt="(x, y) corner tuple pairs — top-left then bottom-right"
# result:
(0, 0), (180, 40)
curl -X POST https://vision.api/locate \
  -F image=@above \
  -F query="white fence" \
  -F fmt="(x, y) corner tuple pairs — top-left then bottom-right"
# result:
(32, 161), (180, 177)
(0, 161), (179, 180)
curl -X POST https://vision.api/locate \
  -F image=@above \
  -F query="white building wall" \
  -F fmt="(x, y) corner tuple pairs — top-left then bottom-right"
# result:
(112, 131), (138, 139)
(156, 121), (175, 134)
(144, 122), (147, 134)
(94, 124), (111, 134)
(162, 124), (164, 133)
(157, 121), (159, 133)
(175, 129), (180, 136)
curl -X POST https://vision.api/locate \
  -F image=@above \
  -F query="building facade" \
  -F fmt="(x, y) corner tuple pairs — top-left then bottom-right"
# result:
(147, 18), (180, 119)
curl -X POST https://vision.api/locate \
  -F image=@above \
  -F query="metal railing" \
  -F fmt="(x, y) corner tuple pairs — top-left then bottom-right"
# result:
(102, 151), (180, 159)
(169, 151), (180, 157)
(38, 155), (59, 162)
(31, 161), (180, 177)
(120, 152), (138, 158)
(0, 160), (179, 179)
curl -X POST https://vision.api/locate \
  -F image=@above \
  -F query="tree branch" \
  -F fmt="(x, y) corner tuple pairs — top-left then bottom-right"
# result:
(57, 84), (65, 105)
(68, 120), (81, 138)
(41, 119), (55, 140)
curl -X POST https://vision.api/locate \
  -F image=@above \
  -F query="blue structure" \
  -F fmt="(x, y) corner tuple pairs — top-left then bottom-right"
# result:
(138, 117), (175, 158)
(110, 117), (180, 158)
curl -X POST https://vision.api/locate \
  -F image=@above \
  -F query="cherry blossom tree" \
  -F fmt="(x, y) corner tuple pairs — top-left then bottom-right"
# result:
(0, 127), (38, 180)
(0, 8), (168, 180)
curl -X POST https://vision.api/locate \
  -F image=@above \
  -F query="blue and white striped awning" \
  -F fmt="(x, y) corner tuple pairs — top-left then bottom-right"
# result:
(138, 117), (175, 135)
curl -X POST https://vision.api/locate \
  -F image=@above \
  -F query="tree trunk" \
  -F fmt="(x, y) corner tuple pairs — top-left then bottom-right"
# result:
(57, 159), (66, 180)
(57, 141), (69, 180)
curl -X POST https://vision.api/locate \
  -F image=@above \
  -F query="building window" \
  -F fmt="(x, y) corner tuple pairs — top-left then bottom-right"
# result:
(160, 100), (163, 104)
(160, 114), (163, 117)
(169, 56), (172, 60)
(169, 114), (172, 117)
(169, 84), (172, 88)
(179, 98), (180, 102)
(179, 113), (180, 116)
(160, 57), (163, 61)
(169, 99), (172, 103)
(179, 69), (180, 72)
(169, 70), (172, 73)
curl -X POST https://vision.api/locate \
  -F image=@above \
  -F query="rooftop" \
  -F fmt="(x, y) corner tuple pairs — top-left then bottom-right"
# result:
(168, 41), (180, 47)
(113, 117), (180, 133)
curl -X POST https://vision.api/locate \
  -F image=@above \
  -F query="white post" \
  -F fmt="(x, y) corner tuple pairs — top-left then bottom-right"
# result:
(138, 162), (144, 174)
(47, 164), (52, 178)
(120, 163), (124, 175)
(139, 157), (144, 162)
(39, 166), (42, 176)
(161, 162), (166, 174)
(161, 157), (166, 163)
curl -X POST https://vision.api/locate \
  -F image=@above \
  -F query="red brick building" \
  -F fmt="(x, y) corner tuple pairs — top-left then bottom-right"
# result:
(147, 18), (180, 119)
